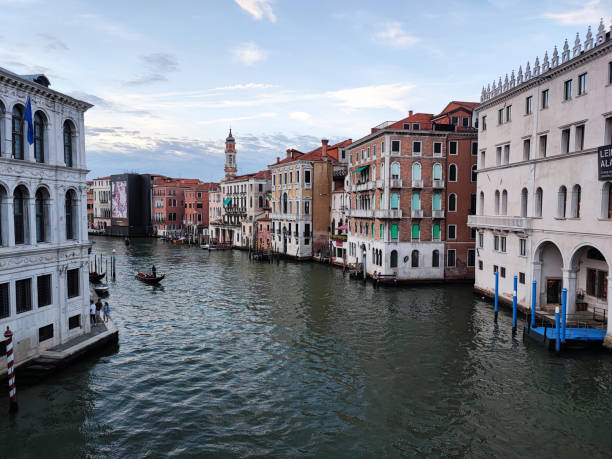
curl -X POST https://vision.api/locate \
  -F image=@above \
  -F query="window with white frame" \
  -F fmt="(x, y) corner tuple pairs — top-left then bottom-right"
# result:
(433, 142), (442, 156)
(448, 224), (456, 239)
(519, 238), (526, 256)
(478, 232), (484, 248)
(447, 249), (456, 267)
(391, 140), (400, 153)
(449, 141), (457, 155)
(412, 141), (421, 155)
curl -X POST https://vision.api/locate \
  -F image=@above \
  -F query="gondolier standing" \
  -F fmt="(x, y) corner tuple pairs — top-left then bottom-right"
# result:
(152, 265), (156, 277)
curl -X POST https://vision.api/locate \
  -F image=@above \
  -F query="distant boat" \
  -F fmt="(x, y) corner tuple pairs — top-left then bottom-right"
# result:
(200, 244), (210, 250)
(89, 271), (106, 283)
(135, 272), (165, 285)
(94, 283), (110, 296)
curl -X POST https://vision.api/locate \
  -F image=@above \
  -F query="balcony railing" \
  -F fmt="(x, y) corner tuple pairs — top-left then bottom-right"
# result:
(432, 179), (444, 188)
(354, 181), (375, 192)
(390, 178), (403, 188)
(375, 180), (384, 189)
(432, 210), (445, 219)
(411, 209), (424, 218)
(467, 215), (531, 231)
(375, 209), (402, 219)
(347, 209), (374, 218)
(410, 179), (422, 188)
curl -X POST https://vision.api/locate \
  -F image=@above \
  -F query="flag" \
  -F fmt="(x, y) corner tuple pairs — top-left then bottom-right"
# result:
(266, 192), (272, 202)
(24, 96), (34, 145)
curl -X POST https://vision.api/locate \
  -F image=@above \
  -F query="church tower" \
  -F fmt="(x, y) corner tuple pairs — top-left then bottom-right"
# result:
(224, 128), (237, 179)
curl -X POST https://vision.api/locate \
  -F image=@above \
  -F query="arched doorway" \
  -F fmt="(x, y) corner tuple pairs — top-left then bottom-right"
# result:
(568, 245), (609, 315)
(534, 241), (563, 307)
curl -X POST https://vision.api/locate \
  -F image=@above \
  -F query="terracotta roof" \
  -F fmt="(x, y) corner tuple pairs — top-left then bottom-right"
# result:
(433, 101), (478, 119)
(385, 113), (434, 131)
(253, 169), (271, 179)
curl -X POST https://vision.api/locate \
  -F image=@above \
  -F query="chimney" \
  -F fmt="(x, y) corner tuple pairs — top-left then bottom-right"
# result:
(286, 149), (291, 158)
(276, 156), (280, 163)
(321, 139), (329, 159)
(409, 110), (413, 117)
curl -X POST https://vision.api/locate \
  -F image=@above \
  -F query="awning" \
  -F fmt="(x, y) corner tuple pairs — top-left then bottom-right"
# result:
(223, 198), (232, 206)
(351, 165), (369, 174)
(337, 223), (348, 231)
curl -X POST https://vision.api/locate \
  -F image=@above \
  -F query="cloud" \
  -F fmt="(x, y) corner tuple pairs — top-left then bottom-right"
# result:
(124, 53), (179, 86)
(232, 43), (267, 65)
(290, 111), (313, 124)
(74, 13), (142, 41)
(37, 33), (68, 51)
(374, 21), (419, 48)
(235, 0), (276, 22)
(197, 111), (277, 125)
(69, 91), (152, 116)
(327, 83), (416, 112)
(542, 0), (609, 25)
(212, 83), (277, 90)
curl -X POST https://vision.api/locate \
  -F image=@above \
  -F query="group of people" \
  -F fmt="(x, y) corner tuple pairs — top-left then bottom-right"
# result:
(90, 298), (111, 325)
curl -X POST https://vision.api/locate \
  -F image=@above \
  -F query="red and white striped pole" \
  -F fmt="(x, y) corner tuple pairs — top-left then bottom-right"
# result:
(4, 327), (18, 413)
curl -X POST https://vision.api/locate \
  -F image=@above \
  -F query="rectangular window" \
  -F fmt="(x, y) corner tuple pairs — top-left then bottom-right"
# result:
(519, 238), (526, 256)
(380, 224), (383, 239)
(16, 278), (32, 314)
(493, 264), (498, 274)
(498, 109), (504, 124)
(367, 147), (370, 158)
(496, 146), (502, 166)
(575, 124), (585, 151)
(413, 123), (420, 130)
(381, 141), (385, 153)
(467, 249), (475, 267)
(67, 268), (79, 298)
(37, 274), (52, 308)
(561, 128), (570, 154)
(447, 249), (456, 267)
(609, 62), (612, 85)
(523, 138), (531, 161)
(501, 267), (506, 278)
(289, 172), (293, 183)
(501, 236), (507, 253)
(471, 142), (478, 155)
(482, 115), (487, 131)
(449, 141), (457, 155)
(506, 105), (512, 122)
(539, 135), (547, 157)
(578, 73), (587, 95)
(412, 141), (421, 155)
(519, 272), (526, 284)
(525, 96), (532, 114)
(403, 123), (410, 130)
(304, 170), (311, 183)
(433, 224), (440, 240)
(411, 224), (420, 240)
(478, 232), (484, 248)
(391, 140), (400, 153)
(462, 117), (469, 127)
(448, 224), (456, 239)
(479, 260), (483, 271)
(433, 142), (442, 156)
(69, 314), (81, 329)
(542, 89), (549, 109)
(39, 324), (53, 342)
(304, 201), (310, 215)
(391, 224), (399, 239)
(564, 79), (572, 100)
(0, 283), (9, 319)
(494, 235), (499, 251)
(451, 116), (458, 125)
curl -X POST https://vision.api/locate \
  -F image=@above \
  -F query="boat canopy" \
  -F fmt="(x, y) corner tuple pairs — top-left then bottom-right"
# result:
(223, 198), (232, 206)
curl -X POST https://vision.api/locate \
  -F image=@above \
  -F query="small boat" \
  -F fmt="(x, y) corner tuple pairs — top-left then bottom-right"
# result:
(200, 244), (210, 250)
(89, 271), (106, 283)
(135, 272), (165, 285)
(94, 283), (110, 296)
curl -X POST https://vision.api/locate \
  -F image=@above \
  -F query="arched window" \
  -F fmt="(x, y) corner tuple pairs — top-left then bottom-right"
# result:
(557, 186), (567, 218)
(0, 185), (6, 246)
(35, 188), (50, 243)
(520, 188), (528, 217)
(411, 249), (419, 267)
(391, 193), (399, 209)
(471, 164), (477, 182)
(412, 163), (421, 180)
(14, 185), (28, 244)
(432, 223), (440, 240)
(390, 250), (398, 268)
(494, 190), (500, 215)
(433, 163), (442, 180)
(391, 162), (400, 179)
(433, 193), (441, 211)
(63, 121), (74, 167)
(601, 182), (612, 219)
(448, 193), (457, 212)
(412, 192), (420, 210)
(372, 165), (377, 180)
(571, 184), (581, 218)
(535, 187), (543, 217)
(283, 193), (287, 213)
(449, 164), (457, 182)
(65, 190), (77, 240)
(501, 190), (508, 215)
(479, 191), (484, 215)
(12, 105), (24, 160)
(34, 112), (45, 163)
(432, 250), (440, 267)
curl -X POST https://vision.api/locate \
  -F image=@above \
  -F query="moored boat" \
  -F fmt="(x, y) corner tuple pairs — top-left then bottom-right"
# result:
(94, 283), (110, 296)
(135, 272), (165, 285)
(89, 271), (106, 283)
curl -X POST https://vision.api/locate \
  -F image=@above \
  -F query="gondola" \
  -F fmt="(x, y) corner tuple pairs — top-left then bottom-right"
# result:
(94, 283), (110, 296)
(135, 272), (165, 285)
(89, 271), (106, 283)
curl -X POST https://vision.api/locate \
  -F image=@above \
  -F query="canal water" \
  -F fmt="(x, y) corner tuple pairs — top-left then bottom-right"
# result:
(2, 237), (612, 457)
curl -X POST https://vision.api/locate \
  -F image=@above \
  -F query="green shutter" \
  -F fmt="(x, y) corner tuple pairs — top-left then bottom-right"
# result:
(391, 224), (398, 239)
(391, 193), (399, 209)
(412, 223), (420, 239)
(433, 193), (441, 210)
(433, 224), (440, 239)
(372, 223), (375, 237)
(380, 224), (383, 239)
(412, 193), (420, 210)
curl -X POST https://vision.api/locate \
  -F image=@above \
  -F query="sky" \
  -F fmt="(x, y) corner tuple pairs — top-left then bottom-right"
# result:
(0, 0), (610, 181)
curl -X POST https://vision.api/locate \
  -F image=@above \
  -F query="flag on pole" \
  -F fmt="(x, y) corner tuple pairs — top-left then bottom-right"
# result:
(24, 96), (34, 145)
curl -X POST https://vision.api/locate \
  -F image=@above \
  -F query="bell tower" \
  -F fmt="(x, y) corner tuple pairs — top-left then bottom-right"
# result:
(224, 128), (237, 179)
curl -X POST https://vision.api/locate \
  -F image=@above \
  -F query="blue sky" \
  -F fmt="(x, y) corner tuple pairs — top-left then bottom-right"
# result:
(0, 0), (610, 181)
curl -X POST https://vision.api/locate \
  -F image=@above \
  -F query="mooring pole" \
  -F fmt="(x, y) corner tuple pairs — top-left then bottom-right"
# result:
(512, 275), (518, 332)
(531, 280), (537, 328)
(494, 269), (499, 321)
(112, 249), (116, 281)
(4, 327), (18, 413)
(561, 287), (567, 343)
(555, 306), (560, 353)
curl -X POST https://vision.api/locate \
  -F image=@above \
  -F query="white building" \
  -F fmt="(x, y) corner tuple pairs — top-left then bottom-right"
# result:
(0, 67), (93, 371)
(468, 20), (612, 345)
(92, 176), (110, 231)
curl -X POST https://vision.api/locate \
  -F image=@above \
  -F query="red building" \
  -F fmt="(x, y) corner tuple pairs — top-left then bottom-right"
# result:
(256, 216), (274, 249)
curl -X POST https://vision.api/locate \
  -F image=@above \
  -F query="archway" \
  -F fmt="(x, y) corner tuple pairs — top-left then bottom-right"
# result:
(534, 241), (564, 308)
(568, 245), (609, 316)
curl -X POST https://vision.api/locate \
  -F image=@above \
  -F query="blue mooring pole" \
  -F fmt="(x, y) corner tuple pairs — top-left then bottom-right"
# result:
(531, 280), (537, 328)
(555, 306), (560, 353)
(561, 287), (567, 343)
(512, 275), (518, 332)
(494, 269), (499, 320)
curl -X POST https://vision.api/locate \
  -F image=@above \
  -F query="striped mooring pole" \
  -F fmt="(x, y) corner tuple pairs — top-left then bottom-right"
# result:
(4, 327), (18, 413)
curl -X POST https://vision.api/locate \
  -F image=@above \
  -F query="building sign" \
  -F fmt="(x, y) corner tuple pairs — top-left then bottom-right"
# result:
(598, 145), (612, 181)
(331, 234), (347, 241)
(111, 181), (128, 218)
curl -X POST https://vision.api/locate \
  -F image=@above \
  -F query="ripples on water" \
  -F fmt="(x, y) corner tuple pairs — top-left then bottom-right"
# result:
(2, 237), (612, 457)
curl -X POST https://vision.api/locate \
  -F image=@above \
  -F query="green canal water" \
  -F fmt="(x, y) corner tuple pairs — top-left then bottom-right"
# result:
(2, 237), (612, 457)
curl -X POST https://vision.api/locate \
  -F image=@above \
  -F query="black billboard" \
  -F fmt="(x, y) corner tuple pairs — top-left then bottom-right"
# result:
(599, 145), (612, 181)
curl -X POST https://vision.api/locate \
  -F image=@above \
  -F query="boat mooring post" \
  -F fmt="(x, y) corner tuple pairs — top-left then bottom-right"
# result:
(531, 280), (537, 328)
(512, 275), (517, 332)
(494, 269), (499, 321)
(4, 327), (18, 413)
(561, 287), (567, 343)
(111, 249), (116, 281)
(555, 306), (560, 353)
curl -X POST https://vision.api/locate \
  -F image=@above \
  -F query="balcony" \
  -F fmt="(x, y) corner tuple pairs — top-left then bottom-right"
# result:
(354, 181), (375, 192)
(432, 179), (444, 188)
(347, 209), (374, 218)
(390, 178), (403, 188)
(375, 209), (403, 219)
(467, 215), (532, 232)
(432, 210), (445, 219)
(411, 179), (422, 188)
(270, 212), (297, 221)
(411, 209), (424, 218)
(375, 180), (384, 189)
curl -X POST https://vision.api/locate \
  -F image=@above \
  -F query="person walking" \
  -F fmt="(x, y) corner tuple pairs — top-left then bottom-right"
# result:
(90, 299), (96, 325)
(103, 302), (110, 323)
(95, 299), (103, 324)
